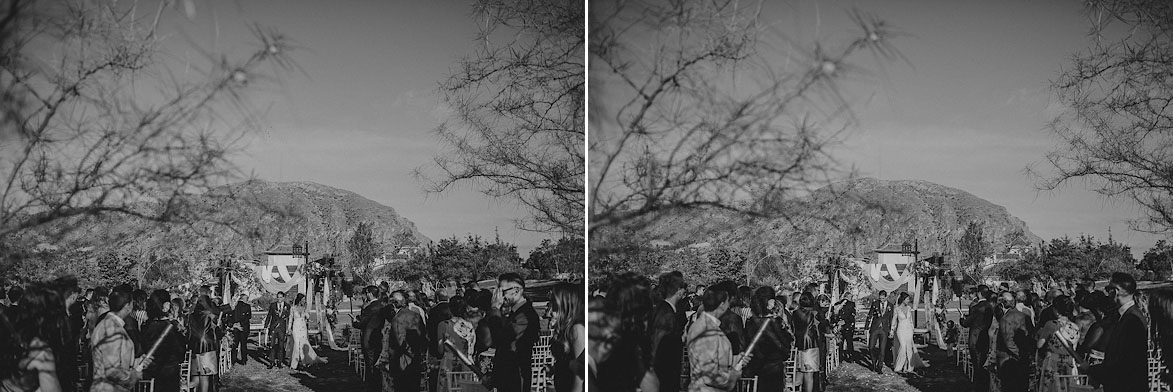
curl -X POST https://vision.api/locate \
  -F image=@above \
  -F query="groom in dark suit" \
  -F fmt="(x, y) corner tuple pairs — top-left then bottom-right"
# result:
(264, 290), (291, 368)
(231, 293), (253, 364)
(865, 290), (893, 373)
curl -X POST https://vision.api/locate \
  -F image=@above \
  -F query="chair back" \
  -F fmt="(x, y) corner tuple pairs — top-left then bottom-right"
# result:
(446, 370), (480, 392)
(734, 376), (758, 392)
(134, 379), (155, 392)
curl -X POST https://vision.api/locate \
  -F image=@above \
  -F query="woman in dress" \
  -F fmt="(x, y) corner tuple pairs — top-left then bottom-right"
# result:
(1035, 295), (1079, 392)
(743, 287), (792, 391)
(141, 290), (186, 392)
(187, 295), (222, 392)
(547, 283), (585, 392)
(890, 292), (916, 374)
(436, 296), (484, 391)
(791, 292), (826, 392)
(287, 294), (327, 370)
(1, 285), (65, 392)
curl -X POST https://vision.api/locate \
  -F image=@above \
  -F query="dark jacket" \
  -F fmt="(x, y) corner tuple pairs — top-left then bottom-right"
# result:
(232, 302), (252, 333)
(1088, 304), (1149, 392)
(385, 306), (427, 373)
(351, 300), (386, 353)
(743, 314), (793, 376)
(188, 308), (222, 354)
(996, 308), (1035, 365)
(491, 299), (541, 391)
(866, 298), (894, 333)
(791, 307), (827, 350)
(718, 310), (746, 354)
(426, 302), (452, 359)
(142, 318), (185, 392)
(961, 298), (996, 357)
(264, 301), (290, 332)
(649, 300), (686, 392)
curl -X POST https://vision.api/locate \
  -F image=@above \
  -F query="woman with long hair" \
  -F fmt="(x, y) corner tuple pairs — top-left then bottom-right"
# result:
(141, 290), (186, 392)
(1149, 288), (1173, 385)
(288, 293), (327, 370)
(1035, 295), (1078, 392)
(743, 286), (792, 391)
(597, 273), (654, 392)
(890, 292), (916, 374)
(1, 285), (65, 392)
(791, 292), (825, 392)
(436, 295), (485, 391)
(168, 298), (187, 336)
(187, 295), (222, 392)
(546, 283), (585, 392)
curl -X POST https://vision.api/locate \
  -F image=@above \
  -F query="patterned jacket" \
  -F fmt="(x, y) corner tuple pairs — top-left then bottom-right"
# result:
(90, 313), (140, 392)
(685, 312), (737, 392)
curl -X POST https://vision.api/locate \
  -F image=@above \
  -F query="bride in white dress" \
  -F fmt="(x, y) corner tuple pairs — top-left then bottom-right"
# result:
(890, 292), (917, 374)
(288, 293), (328, 370)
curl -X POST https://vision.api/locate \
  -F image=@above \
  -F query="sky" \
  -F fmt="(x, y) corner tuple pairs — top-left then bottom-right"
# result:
(154, 1), (553, 255)
(152, 0), (1169, 259)
(771, 0), (1166, 257)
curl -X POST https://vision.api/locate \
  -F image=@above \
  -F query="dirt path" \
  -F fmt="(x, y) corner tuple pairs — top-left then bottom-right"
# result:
(221, 342), (363, 392)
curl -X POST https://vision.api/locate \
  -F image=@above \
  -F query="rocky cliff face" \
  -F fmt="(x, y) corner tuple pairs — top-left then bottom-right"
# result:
(635, 177), (1041, 257)
(211, 180), (431, 253)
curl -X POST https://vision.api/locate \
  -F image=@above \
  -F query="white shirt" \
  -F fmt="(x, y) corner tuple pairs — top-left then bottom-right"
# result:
(1118, 299), (1135, 320)
(666, 299), (677, 314)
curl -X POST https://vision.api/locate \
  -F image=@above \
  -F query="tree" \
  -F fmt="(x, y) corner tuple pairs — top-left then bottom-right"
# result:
(958, 221), (993, 282)
(0, 1), (296, 242)
(1031, 0), (1173, 234)
(589, 1), (906, 235)
(420, 0), (584, 236)
(348, 222), (381, 284)
(1140, 240), (1173, 279)
(525, 237), (585, 278)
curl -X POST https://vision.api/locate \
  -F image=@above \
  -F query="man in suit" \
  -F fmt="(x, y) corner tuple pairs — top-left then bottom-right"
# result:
(996, 292), (1034, 392)
(264, 290), (291, 369)
(865, 290), (893, 373)
(352, 286), (387, 392)
(489, 273), (540, 392)
(378, 291), (428, 392)
(231, 293), (253, 365)
(650, 271), (688, 392)
(962, 286), (997, 392)
(1086, 273), (1149, 392)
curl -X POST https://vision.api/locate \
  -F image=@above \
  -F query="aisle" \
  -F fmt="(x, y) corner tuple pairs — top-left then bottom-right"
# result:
(220, 342), (362, 392)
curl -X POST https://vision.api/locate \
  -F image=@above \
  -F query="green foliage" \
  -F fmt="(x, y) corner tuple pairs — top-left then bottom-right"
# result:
(389, 235), (523, 285)
(958, 221), (993, 282)
(1138, 240), (1173, 280)
(525, 237), (585, 278)
(997, 235), (1139, 282)
(348, 222), (381, 285)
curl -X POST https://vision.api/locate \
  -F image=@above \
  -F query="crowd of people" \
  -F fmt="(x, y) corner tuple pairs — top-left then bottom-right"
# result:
(351, 273), (586, 392)
(0, 277), (241, 392)
(588, 272), (854, 392)
(959, 272), (1165, 392)
(0, 273), (587, 392)
(586, 270), (1173, 392)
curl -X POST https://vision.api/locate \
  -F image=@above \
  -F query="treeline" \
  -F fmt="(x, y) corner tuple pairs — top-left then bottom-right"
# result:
(380, 235), (583, 286)
(995, 235), (1158, 282)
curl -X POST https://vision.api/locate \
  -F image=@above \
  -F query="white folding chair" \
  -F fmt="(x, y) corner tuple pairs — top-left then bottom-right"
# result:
(734, 376), (758, 392)
(134, 379), (155, 392)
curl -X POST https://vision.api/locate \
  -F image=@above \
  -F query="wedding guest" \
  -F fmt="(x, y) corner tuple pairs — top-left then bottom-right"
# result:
(92, 290), (152, 392)
(141, 290), (185, 392)
(1084, 273), (1148, 392)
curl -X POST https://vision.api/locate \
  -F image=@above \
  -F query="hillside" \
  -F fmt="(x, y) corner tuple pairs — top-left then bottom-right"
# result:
(631, 177), (1041, 257)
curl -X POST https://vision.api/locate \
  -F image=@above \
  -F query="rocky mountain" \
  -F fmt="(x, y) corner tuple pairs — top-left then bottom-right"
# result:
(634, 177), (1042, 258)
